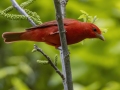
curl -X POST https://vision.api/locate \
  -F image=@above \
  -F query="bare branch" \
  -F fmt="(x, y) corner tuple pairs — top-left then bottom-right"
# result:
(53, 0), (73, 90)
(34, 44), (65, 80)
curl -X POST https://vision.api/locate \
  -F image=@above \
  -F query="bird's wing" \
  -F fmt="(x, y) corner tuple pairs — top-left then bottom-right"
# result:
(26, 19), (77, 30)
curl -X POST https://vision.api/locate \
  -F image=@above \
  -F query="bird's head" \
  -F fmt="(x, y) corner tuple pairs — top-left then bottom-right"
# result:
(83, 23), (105, 41)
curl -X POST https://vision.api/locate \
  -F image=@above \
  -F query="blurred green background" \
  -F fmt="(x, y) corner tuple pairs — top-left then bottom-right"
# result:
(0, 0), (120, 90)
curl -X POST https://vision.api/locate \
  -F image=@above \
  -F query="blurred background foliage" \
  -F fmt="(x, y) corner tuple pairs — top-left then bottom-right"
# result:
(0, 0), (120, 90)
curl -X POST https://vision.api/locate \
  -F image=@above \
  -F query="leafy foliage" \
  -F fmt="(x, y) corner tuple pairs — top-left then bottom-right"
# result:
(78, 10), (97, 23)
(0, 0), (42, 24)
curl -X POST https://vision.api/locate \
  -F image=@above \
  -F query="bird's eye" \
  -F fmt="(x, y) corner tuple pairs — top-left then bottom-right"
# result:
(93, 28), (97, 32)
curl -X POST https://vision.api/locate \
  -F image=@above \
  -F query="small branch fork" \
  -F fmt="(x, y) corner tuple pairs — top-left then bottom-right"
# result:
(34, 44), (65, 80)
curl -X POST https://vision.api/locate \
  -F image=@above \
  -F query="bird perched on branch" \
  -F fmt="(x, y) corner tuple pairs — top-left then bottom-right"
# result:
(2, 18), (105, 48)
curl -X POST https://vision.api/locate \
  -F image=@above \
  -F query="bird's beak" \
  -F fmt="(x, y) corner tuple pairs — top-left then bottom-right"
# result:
(96, 33), (105, 41)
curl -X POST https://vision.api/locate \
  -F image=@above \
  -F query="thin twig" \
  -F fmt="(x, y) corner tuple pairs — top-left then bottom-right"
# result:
(11, 0), (36, 26)
(3, 0), (35, 13)
(34, 44), (65, 80)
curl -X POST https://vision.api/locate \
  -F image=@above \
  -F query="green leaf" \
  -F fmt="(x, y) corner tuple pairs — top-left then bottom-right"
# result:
(0, 66), (18, 79)
(92, 15), (98, 23)
(37, 60), (49, 65)
(78, 14), (86, 19)
(32, 49), (37, 52)
(19, 62), (34, 76)
(80, 10), (89, 15)
(11, 77), (30, 90)
(54, 54), (58, 66)
(101, 28), (108, 33)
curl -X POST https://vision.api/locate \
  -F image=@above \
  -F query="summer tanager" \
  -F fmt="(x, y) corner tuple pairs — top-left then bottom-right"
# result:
(2, 19), (105, 48)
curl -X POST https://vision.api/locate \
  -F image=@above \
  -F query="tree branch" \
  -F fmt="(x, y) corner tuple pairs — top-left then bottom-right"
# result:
(53, 0), (73, 90)
(60, 0), (68, 17)
(11, 0), (36, 26)
(34, 44), (65, 80)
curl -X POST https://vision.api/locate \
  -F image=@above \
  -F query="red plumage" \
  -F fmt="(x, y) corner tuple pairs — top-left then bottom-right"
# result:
(2, 18), (104, 48)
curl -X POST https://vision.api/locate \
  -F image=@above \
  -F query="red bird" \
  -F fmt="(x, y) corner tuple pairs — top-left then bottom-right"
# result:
(2, 19), (104, 48)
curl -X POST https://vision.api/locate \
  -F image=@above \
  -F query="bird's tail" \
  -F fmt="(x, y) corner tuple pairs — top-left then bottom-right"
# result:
(2, 32), (25, 43)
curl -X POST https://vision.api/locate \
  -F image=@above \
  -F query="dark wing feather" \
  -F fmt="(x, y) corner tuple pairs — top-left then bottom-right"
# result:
(26, 19), (78, 30)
